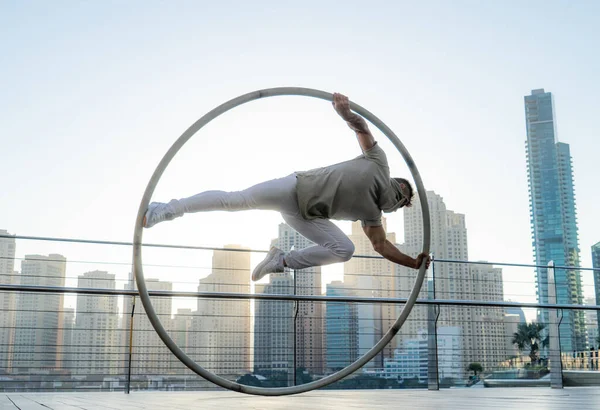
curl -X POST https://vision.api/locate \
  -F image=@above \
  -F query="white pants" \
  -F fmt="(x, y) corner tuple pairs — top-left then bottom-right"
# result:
(172, 174), (355, 270)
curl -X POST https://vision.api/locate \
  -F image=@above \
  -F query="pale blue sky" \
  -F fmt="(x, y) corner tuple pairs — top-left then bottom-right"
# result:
(1, 1), (599, 308)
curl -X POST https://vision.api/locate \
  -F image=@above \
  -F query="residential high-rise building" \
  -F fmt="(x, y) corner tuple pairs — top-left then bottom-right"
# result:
(129, 278), (172, 377)
(0, 230), (16, 373)
(192, 245), (251, 377)
(398, 191), (505, 379)
(397, 191), (450, 346)
(12, 254), (66, 373)
(504, 307), (526, 358)
(325, 281), (358, 371)
(437, 326), (463, 381)
(524, 88), (586, 352)
(584, 298), (598, 350)
(61, 308), (75, 373)
(254, 273), (294, 379)
(254, 223), (324, 377)
(72, 271), (119, 376)
(593, 242), (600, 340)
(171, 308), (194, 374)
(173, 309), (193, 352)
(505, 307), (526, 324)
(469, 263), (506, 372)
(343, 219), (396, 367)
(274, 223), (324, 374)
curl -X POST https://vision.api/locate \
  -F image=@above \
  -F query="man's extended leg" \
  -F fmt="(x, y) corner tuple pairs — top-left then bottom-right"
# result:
(144, 174), (298, 228)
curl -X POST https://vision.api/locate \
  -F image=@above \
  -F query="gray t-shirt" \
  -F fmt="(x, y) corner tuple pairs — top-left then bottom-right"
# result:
(295, 143), (406, 227)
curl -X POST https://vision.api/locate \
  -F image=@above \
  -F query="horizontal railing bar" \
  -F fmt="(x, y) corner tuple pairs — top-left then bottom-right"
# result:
(1, 283), (598, 311)
(432, 257), (600, 272)
(3, 233), (599, 271)
(1, 234), (262, 254)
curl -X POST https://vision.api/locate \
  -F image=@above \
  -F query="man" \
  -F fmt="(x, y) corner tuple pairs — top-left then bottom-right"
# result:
(144, 93), (431, 281)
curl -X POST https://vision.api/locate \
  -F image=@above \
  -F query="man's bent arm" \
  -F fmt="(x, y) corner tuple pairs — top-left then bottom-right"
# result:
(379, 240), (418, 268)
(332, 92), (375, 152)
(363, 225), (419, 269)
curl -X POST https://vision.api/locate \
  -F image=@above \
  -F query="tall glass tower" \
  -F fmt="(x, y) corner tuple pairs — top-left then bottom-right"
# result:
(524, 89), (586, 352)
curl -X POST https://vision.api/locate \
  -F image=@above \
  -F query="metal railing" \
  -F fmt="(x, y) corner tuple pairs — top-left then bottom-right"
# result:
(0, 233), (599, 392)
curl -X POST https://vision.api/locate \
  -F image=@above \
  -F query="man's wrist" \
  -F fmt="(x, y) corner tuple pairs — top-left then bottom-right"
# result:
(412, 257), (420, 269)
(346, 115), (368, 134)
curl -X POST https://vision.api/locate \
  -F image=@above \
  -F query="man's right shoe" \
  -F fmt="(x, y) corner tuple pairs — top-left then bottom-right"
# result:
(252, 247), (285, 281)
(143, 200), (181, 228)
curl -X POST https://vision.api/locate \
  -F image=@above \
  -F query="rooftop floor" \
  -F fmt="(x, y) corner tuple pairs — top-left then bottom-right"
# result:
(2, 387), (599, 410)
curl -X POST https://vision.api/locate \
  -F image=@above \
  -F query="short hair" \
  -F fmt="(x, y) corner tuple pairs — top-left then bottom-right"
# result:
(393, 177), (415, 207)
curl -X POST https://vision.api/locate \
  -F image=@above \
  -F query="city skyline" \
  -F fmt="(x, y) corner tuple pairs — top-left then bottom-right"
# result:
(0, 224), (597, 386)
(1, 1), (600, 396)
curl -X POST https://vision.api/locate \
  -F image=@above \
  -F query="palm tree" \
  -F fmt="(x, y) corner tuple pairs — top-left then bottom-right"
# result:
(512, 322), (549, 365)
(467, 362), (483, 377)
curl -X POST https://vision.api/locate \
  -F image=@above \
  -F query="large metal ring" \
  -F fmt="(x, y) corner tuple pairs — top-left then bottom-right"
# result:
(132, 87), (431, 396)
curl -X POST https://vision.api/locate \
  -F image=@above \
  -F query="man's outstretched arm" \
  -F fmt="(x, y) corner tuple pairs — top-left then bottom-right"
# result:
(363, 225), (431, 269)
(332, 92), (375, 152)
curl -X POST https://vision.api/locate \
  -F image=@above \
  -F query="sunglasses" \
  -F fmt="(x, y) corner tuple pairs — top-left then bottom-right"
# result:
(399, 184), (413, 208)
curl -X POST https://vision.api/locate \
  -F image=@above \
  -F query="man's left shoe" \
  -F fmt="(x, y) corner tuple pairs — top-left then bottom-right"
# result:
(252, 247), (285, 281)
(143, 200), (182, 228)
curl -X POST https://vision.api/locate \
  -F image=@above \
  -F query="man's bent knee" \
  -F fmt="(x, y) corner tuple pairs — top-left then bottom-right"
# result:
(331, 241), (355, 262)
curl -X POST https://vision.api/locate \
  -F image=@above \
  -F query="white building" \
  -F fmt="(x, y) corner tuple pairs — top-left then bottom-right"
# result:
(128, 278), (173, 377)
(437, 326), (463, 380)
(469, 263), (507, 372)
(0, 230), (16, 373)
(383, 332), (428, 381)
(73, 271), (119, 376)
(344, 218), (397, 367)
(398, 191), (505, 379)
(13, 254), (66, 373)
(274, 223), (324, 374)
(61, 308), (75, 373)
(192, 245), (251, 377)
(585, 297), (599, 349)
(254, 223), (324, 376)
(254, 273), (294, 377)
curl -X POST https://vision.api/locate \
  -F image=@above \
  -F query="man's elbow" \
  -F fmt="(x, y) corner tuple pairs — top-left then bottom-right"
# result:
(372, 240), (386, 254)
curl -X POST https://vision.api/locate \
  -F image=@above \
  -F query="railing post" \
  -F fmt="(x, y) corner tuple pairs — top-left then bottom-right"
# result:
(293, 269), (298, 387)
(428, 254), (439, 390)
(547, 261), (563, 389)
(125, 268), (136, 394)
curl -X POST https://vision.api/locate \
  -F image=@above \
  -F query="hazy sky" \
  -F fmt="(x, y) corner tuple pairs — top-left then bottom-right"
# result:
(2, 1), (599, 309)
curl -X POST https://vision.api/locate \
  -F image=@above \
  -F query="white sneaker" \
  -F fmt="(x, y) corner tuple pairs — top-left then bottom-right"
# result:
(143, 200), (182, 228)
(252, 247), (285, 281)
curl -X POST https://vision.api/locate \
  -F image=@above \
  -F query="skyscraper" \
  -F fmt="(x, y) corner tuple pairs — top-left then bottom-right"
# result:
(61, 308), (75, 373)
(253, 274), (294, 378)
(274, 223), (324, 375)
(584, 297), (598, 350)
(0, 230), (16, 373)
(12, 254), (66, 373)
(254, 223), (324, 378)
(325, 281), (358, 371)
(524, 88), (586, 351)
(399, 191), (505, 378)
(343, 219), (397, 367)
(171, 308), (194, 374)
(192, 245), (251, 377)
(469, 263), (506, 372)
(129, 278), (173, 377)
(73, 271), (119, 376)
